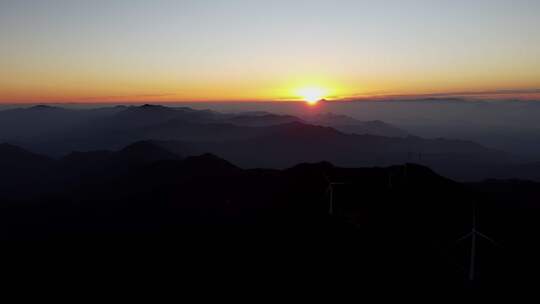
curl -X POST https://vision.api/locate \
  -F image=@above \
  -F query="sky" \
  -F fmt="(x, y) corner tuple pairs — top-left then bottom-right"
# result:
(1, 0), (540, 103)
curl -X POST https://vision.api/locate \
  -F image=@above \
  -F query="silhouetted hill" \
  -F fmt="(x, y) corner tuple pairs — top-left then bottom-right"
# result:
(225, 113), (302, 126)
(0, 105), (124, 140)
(55, 141), (181, 186)
(155, 122), (508, 180)
(0, 143), (54, 197)
(303, 113), (409, 137)
(62, 150), (115, 165)
(0, 143), (52, 167)
(111, 104), (188, 127)
(0, 141), (538, 290)
(60, 140), (179, 166)
(137, 119), (263, 141)
(114, 140), (180, 163)
(107, 104), (228, 129)
(181, 153), (241, 175)
(264, 121), (347, 139)
(225, 111), (409, 137)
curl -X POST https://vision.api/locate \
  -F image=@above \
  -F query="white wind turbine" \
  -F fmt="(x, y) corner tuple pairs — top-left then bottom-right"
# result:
(324, 175), (345, 215)
(456, 201), (497, 281)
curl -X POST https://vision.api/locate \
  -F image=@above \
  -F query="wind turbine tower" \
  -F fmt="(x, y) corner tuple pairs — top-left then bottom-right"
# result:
(456, 202), (497, 281)
(325, 175), (345, 215)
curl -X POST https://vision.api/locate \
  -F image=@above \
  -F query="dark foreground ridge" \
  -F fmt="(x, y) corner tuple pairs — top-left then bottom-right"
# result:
(1, 141), (540, 293)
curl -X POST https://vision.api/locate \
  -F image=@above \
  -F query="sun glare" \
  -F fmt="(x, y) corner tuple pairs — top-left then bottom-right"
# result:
(297, 87), (327, 105)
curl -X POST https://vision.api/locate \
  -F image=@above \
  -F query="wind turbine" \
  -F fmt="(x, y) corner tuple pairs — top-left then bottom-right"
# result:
(456, 201), (497, 281)
(404, 151), (414, 179)
(324, 175), (345, 215)
(389, 165), (406, 189)
(387, 170), (393, 189)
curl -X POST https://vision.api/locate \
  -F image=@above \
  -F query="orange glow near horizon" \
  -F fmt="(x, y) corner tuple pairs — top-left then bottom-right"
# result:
(1, 67), (540, 103)
(2, 82), (540, 103)
(2, 1), (540, 103)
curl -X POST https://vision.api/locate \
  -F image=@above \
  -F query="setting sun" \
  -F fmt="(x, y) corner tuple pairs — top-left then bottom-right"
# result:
(297, 87), (328, 105)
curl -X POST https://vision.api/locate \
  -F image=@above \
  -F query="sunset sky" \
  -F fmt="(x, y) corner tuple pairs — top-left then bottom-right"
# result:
(1, 0), (540, 103)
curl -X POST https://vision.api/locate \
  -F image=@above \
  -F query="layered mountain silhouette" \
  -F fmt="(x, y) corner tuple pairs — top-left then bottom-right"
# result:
(2, 104), (540, 290)
(156, 121), (510, 180)
(0, 104), (525, 180)
(302, 112), (410, 137)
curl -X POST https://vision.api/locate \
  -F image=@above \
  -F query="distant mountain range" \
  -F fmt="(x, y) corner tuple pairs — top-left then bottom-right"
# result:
(0, 104), (408, 142)
(224, 111), (409, 137)
(0, 104), (534, 181)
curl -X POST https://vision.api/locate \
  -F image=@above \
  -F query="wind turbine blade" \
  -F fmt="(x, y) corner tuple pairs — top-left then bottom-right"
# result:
(476, 231), (497, 245)
(456, 232), (473, 243)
